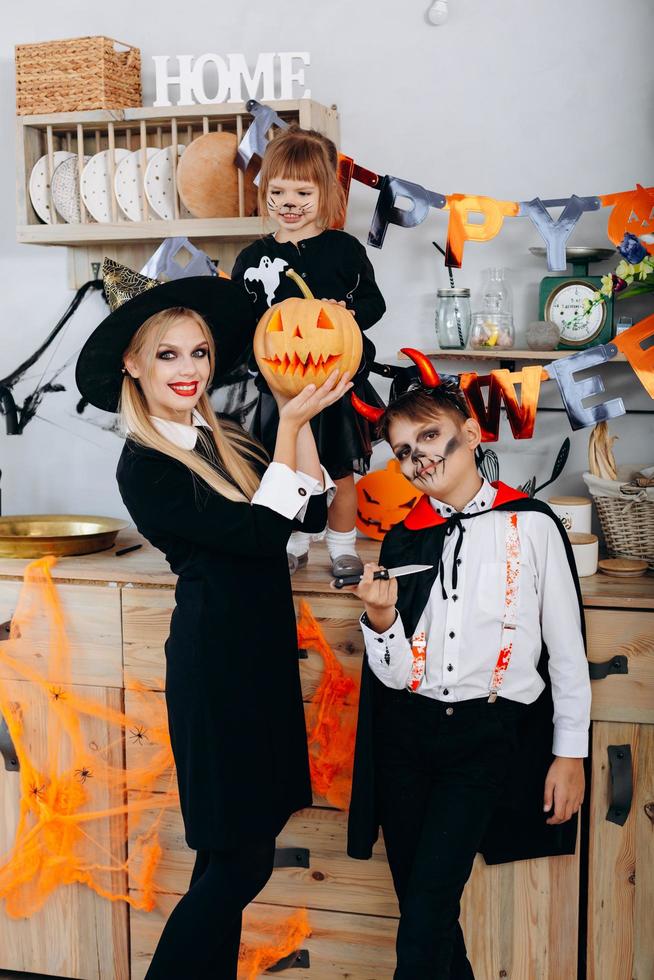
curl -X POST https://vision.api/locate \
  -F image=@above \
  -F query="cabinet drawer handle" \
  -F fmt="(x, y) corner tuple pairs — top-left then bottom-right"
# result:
(0, 713), (19, 772)
(589, 655), (628, 680)
(274, 847), (310, 869)
(269, 949), (310, 971)
(606, 744), (632, 826)
(0, 619), (14, 642)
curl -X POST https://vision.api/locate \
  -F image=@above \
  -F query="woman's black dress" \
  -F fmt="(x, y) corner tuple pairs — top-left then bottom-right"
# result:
(116, 433), (328, 849)
(232, 230), (386, 477)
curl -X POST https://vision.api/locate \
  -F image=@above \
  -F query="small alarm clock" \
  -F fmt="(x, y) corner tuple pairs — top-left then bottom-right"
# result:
(530, 247), (616, 350)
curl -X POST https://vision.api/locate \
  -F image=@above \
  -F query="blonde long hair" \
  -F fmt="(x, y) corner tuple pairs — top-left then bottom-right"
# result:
(119, 307), (267, 503)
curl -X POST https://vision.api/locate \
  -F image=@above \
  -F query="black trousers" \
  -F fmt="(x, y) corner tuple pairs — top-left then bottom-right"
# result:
(144, 837), (275, 979)
(374, 691), (526, 980)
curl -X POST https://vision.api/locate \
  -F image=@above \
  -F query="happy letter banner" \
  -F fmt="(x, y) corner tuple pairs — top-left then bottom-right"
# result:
(237, 103), (654, 437)
(238, 101), (654, 272)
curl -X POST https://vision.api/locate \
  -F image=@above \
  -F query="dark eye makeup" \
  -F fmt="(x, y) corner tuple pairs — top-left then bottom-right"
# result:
(156, 346), (209, 360)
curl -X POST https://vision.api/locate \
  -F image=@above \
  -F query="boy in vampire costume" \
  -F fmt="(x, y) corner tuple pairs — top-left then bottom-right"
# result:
(345, 350), (591, 979)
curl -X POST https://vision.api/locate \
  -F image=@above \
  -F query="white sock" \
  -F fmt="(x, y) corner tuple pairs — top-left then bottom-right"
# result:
(326, 527), (358, 560)
(287, 531), (312, 558)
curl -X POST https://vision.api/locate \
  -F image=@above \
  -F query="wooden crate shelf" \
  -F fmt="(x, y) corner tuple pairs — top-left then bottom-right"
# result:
(16, 99), (339, 250)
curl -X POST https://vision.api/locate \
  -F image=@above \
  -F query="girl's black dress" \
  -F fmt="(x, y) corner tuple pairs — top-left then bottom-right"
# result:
(232, 230), (386, 478)
(117, 431), (328, 849)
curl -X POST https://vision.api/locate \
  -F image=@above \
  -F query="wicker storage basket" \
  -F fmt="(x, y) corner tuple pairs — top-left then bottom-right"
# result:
(15, 36), (141, 115)
(583, 468), (654, 569)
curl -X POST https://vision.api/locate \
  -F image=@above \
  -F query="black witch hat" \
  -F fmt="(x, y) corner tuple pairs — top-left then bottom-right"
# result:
(75, 258), (255, 413)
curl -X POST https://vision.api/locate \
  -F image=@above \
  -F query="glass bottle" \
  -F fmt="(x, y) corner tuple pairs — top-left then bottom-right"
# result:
(470, 268), (515, 349)
(436, 288), (471, 349)
(482, 267), (513, 314)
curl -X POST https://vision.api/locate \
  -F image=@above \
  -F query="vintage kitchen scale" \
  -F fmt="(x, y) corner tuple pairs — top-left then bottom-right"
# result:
(530, 246), (617, 350)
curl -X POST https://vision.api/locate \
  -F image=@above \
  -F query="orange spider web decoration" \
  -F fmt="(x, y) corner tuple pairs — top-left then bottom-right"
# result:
(0, 556), (177, 918)
(239, 908), (311, 979)
(298, 599), (359, 810)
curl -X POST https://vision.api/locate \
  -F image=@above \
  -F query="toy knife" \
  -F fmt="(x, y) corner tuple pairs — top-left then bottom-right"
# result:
(333, 563), (434, 589)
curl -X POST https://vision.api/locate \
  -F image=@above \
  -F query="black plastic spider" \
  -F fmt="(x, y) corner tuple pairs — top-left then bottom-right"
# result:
(29, 783), (46, 800)
(49, 686), (66, 702)
(74, 767), (92, 783)
(129, 725), (149, 745)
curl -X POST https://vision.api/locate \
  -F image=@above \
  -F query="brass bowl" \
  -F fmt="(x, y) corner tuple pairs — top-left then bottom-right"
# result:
(0, 515), (130, 558)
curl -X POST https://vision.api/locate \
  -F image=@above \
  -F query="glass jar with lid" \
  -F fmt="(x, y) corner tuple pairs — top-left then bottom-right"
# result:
(436, 288), (471, 349)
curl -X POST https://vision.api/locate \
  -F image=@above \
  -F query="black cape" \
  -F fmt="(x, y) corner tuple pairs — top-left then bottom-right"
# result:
(117, 428), (328, 850)
(347, 483), (588, 865)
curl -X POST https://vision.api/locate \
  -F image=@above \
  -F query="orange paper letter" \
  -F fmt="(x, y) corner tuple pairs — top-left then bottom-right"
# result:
(445, 195), (520, 268)
(613, 313), (654, 398)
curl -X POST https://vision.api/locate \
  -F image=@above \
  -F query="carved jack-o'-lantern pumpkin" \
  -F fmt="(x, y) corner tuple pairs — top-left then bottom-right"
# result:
(355, 459), (419, 541)
(253, 269), (363, 397)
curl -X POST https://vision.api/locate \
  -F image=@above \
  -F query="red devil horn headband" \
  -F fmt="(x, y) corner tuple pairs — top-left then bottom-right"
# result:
(400, 348), (442, 387)
(351, 391), (385, 423)
(350, 348), (441, 423)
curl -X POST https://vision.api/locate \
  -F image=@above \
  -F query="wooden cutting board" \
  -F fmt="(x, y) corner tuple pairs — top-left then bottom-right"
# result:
(598, 557), (649, 577)
(176, 131), (258, 218)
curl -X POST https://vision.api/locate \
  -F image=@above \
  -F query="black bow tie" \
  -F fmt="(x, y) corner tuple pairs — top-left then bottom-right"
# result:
(438, 511), (477, 600)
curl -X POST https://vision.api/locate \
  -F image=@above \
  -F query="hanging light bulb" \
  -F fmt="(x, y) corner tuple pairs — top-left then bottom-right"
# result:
(427, 0), (449, 25)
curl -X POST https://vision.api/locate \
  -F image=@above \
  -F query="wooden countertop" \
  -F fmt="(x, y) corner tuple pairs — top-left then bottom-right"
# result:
(0, 529), (652, 609)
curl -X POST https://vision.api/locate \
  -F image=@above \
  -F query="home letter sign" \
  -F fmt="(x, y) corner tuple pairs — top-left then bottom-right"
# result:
(152, 52), (311, 107)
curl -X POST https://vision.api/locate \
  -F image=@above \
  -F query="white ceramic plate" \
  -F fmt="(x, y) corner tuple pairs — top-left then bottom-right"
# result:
(51, 155), (93, 223)
(144, 145), (192, 221)
(29, 151), (75, 223)
(80, 149), (130, 223)
(114, 147), (159, 221)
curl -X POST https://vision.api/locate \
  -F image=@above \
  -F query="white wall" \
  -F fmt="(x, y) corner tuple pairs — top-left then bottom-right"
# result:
(1, 0), (653, 522)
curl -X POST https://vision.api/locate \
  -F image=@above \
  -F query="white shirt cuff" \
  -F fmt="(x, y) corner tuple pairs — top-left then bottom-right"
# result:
(553, 727), (589, 758)
(251, 462), (332, 521)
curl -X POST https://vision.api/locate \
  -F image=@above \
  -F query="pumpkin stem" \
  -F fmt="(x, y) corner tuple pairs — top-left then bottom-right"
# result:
(285, 268), (315, 300)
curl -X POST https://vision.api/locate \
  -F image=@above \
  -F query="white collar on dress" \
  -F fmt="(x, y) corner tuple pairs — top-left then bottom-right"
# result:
(148, 410), (209, 450)
(428, 478), (497, 517)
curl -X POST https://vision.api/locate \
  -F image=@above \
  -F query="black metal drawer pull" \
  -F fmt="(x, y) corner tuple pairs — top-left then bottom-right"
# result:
(0, 713), (19, 771)
(269, 949), (310, 971)
(589, 656), (628, 680)
(606, 744), (633, 826)
(273, 847), (310, 869)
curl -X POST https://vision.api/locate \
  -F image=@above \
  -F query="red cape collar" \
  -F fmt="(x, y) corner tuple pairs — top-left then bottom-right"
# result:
(404, 481), (528, 530)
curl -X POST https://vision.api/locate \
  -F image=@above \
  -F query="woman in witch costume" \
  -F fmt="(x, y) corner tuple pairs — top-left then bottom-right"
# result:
(75, 259), (352, 979)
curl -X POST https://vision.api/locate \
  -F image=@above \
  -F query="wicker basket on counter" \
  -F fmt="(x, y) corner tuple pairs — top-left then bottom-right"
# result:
(15, 36), (141, 115)
(583, 469), (654, 569)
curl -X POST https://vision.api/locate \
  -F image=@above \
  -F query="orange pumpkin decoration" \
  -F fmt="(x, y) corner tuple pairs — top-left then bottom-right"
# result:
(605, 184), (654, 256)
(253, 269), (363, 397)
(355, 459), (419, 541)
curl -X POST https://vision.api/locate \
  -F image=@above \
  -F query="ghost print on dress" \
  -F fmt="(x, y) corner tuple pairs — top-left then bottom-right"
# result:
(243, 256), (289, 306)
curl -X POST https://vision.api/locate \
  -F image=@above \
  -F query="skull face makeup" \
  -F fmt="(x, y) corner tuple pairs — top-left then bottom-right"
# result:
(391, 419), (463, 487)
(387, 407), (488, 516)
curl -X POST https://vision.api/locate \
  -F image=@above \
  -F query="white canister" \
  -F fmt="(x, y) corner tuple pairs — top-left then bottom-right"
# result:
(548, 496), (592, 534)
(569, 532), (599, 577)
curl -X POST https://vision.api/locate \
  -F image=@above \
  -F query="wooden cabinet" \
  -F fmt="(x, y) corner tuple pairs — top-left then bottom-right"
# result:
(585, 606), (654, 980)
(0, 677), (128, 979)
(0, 538), (652, 978)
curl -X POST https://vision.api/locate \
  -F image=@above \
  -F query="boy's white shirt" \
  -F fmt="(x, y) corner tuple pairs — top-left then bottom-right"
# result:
(360, 478), (591, 758)
(149, 410), (336, 522)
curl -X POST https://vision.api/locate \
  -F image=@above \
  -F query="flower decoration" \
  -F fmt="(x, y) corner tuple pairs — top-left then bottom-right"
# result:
(583, 233), (654, 317)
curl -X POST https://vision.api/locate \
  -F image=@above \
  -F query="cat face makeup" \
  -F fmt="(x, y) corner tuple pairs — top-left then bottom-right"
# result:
(267, 177), (320, 241)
